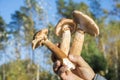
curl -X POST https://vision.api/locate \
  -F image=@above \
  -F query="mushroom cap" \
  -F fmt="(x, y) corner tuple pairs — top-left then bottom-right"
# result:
(55, 18), (76, 36)
(33, 29), (48, 40)
(32, 29), (48, 49)
(72, 10), (99, 36)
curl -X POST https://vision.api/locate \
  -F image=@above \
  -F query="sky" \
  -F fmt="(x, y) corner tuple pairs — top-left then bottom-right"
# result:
(0, 0), (24, 23)
(0, 0), (58, 24)
(0, 0), (113, 24)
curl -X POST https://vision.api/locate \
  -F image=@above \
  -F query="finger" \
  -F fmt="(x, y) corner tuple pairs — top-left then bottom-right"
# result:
(69, 55), (90, 67)
(59, 68), (84, 80)
(59, 72), (67, 80)
(58, 66), (70, 78)
(51, 53), (58, 62)
(58, 66), (68, 74)
(53, 60), (61, 73)
(59, 70), (71, 80)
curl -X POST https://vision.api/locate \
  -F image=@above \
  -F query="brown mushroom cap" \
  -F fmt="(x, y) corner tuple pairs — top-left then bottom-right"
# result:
(32, 29), (48, 49)
(72, 10), (99, 36)
(55, 18), (76, 36)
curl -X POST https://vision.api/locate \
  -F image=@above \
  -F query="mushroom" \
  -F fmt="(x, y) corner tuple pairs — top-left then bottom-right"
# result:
(69, 10), (99, 56)
(32, 29), (75, 70)
(55, 18), (76, 55)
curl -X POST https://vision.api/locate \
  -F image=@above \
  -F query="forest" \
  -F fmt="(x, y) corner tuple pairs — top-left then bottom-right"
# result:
(0, 0), (120, 80)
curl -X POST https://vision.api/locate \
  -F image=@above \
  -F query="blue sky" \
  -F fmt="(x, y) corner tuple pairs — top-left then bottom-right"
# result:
(0, 0), (113, 24)
(0, 0), (24, 23)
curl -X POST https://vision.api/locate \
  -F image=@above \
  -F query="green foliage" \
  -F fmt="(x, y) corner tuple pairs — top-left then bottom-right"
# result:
(0, 59), (35, 80)
(25, 0), (43, 15)
(0, 59), (59, 80)
(39, 70), (59, 80)
(116, 3), (120, 8)
(0, 16), (7, 50)
(0, 16), (5, 42)
(107, 21), (120, 37)
(56, 0), (90, 18)
(0, 16), (5, 27)
(48, 24), (61, 43)
(81, 36), (107, 75)
(105, 66), (116, 80)
(10, 11), (35, 46)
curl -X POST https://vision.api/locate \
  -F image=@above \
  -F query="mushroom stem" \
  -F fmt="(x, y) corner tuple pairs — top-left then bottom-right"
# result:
(44, 39), (67, 59)
(60, 24), (71, 55)
(55, 18), (76, 55)
(32, 29), (75, 70)
(43, 40), (75, 70)
(37, 39), (75, 70)
(70, 10), (100, 56)
(70, 29), (84, 55)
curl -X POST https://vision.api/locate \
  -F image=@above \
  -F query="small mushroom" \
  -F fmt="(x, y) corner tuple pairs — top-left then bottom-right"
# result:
(55, 18), (76, 55)
(69, 10), (99, 56)
(32, 29), (75, 70)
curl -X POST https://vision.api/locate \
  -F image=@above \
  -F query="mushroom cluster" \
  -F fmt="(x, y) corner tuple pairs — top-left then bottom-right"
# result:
(32, 10), (99, 70)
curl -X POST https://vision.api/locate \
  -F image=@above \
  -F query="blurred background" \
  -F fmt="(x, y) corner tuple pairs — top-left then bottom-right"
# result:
(0, 0), (120, 80)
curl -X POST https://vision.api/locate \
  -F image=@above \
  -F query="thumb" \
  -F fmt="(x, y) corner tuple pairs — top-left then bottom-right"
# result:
(69, 55), (89, 67)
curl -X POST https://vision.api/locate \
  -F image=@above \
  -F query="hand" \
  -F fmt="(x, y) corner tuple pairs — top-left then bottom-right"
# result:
(52, 55), (95, 80)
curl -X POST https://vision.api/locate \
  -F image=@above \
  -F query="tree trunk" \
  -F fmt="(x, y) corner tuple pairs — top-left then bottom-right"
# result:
(36, 64), (39, 80)
(114, 47), (118, 80)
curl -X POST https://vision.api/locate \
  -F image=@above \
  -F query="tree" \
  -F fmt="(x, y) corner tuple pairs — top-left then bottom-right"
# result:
(109, 0), (120, 18)
(0, 16), (8, 80)
(56, 0), (90, 18)
(4, 0), (59, 79)
(0, 59), (59, 80)
(103, 21), (120, 80)
(0, 16), (7, 50)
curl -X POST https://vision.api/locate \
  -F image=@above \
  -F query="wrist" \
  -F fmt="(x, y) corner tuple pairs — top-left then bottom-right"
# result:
(93, 74), (107, 80)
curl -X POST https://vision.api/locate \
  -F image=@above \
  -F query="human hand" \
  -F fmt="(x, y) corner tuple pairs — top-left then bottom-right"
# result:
(52, 55), (95, 80)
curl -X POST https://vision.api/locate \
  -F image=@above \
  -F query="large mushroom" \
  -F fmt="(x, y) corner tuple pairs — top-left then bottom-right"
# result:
(55, 18), (76, 55)
(32, 29), (75, 70)
(69, 10), (99, 56)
